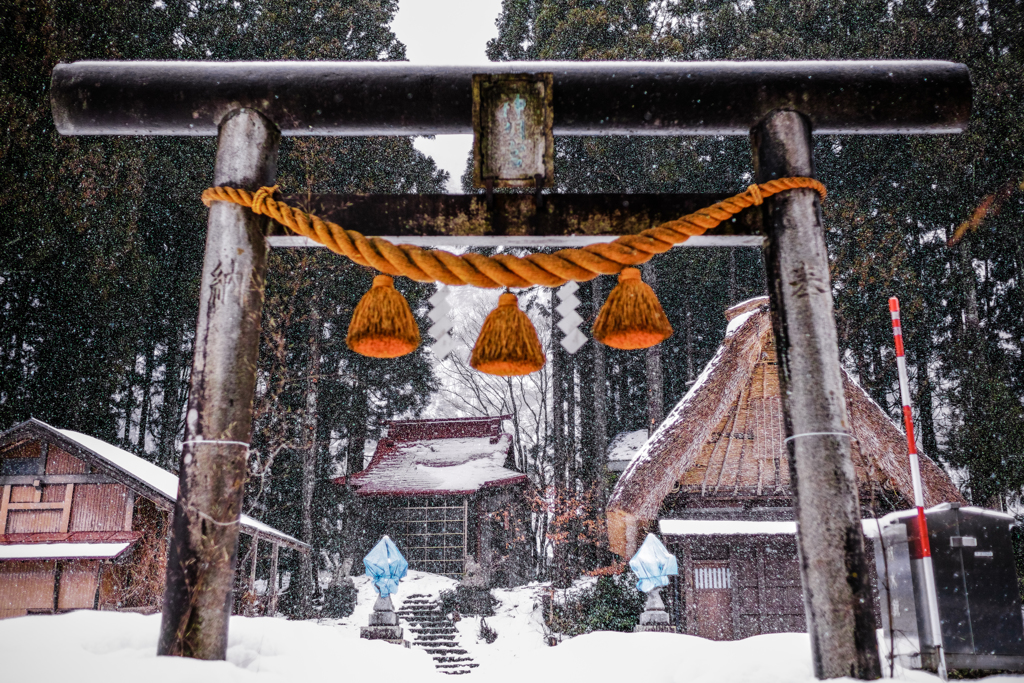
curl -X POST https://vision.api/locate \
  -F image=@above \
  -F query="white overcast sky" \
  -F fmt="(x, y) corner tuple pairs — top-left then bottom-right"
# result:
(392, 0), (505, 192)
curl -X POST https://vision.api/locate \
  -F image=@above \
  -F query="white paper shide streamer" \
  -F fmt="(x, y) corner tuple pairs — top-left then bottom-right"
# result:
(428, 285), (454, 360)
(556, 281), (588, 354)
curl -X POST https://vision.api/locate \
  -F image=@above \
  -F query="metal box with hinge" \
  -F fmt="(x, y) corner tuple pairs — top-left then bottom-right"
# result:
(871, 504), (1024, 673)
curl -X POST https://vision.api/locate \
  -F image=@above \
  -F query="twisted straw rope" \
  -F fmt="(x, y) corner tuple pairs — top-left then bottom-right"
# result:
(202, 177), (826, 289)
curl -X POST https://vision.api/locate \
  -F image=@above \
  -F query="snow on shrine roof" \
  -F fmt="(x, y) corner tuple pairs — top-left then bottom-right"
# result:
(343, 416), (527, 496)
(0, 419), (306, 551)
(607, 430), (648, 473)
(0, 542), (134, 560)
(608, 430), (648, 463)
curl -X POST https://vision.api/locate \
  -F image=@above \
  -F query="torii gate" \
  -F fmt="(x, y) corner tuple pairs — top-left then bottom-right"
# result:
(51, 60), (970, 678)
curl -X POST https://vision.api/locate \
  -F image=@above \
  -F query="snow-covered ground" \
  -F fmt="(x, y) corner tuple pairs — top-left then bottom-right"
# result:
(1, 569), (1020, 683)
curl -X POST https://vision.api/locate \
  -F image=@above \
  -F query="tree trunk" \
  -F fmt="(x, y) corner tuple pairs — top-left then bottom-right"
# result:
(137, 342), (156, 452)
(158, 321), (186, 470)
(729, 247), (737, 304)
(685, 301), (695, 384)
(300, 297), (321, 617)
(592, 281), (608, 477)
(567, 355), (577, 486)
(346, 385), (369, 476)
(551, 288), (565, 487)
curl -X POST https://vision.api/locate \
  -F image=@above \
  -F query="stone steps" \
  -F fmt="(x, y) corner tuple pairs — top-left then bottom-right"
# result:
(397, 593), (477, 675)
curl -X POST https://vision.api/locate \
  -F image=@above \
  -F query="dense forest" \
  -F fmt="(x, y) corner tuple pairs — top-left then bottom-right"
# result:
(2, 0), (1023, 601)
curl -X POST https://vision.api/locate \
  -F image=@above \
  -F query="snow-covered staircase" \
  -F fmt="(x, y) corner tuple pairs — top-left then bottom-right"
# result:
(397, 594), (478, 675)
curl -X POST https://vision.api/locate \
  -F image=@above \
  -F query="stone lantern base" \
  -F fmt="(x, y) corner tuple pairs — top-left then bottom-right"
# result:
(360, 595), (409, 646)
(634, 588), (674, 633)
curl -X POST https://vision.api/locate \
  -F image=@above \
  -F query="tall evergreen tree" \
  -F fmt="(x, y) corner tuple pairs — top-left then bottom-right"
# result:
(1, 0), (448, 611)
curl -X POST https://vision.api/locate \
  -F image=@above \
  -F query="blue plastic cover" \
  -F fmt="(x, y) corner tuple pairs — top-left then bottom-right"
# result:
(363, 535), (409, 597)
(628, 533), (679, 593)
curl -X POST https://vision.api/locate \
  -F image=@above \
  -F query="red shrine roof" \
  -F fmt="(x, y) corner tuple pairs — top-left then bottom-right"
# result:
(336, 416), (528, 497)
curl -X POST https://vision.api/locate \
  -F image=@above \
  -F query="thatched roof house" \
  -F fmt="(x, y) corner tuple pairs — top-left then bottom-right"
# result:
(607, 297), (964, 558)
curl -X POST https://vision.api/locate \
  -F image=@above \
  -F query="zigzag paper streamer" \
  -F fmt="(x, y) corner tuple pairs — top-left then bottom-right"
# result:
(428, 285), (455, 360)
(555, 281), (588, 354)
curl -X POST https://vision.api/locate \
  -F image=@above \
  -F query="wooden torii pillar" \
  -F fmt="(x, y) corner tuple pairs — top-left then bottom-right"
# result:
(51, 60), (970, 678)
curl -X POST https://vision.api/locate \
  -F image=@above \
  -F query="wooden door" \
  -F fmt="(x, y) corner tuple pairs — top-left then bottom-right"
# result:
(693, 561), (734, 640)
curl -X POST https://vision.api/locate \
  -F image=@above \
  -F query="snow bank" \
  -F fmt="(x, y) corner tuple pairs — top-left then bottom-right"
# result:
(0, 609), (445, 683)
(2, 568), (1019, 683)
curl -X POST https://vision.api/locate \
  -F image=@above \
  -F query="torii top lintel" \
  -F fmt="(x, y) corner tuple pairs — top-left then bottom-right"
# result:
(51, 60), (970, 138)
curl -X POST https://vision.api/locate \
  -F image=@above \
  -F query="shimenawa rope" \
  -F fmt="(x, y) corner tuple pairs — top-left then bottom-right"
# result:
(201, 177), (826, 289)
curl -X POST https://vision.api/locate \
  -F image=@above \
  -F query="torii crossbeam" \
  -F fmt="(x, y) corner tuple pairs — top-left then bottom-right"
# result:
(51, 60), (970, 679)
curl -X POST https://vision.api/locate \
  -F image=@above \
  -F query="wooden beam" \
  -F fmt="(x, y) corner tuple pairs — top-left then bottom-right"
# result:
(6, 501), (68, 510)
(267, 193), (764, 249)
(51, 61), (970, 137)
(59, 484), (74, 533)
(123, 492), (135, 531)
(248, 534), (259, 597)
(0, 485), (9, 532)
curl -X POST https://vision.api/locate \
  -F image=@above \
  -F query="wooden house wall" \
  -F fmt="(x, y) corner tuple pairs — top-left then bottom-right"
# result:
(0, 439), (140, 617)
(1, 431), (296, 620)
(69, 484), (132, 531)
(670, 535), (806, 640)
(57, 561), (101, 609)
(1, 445), (132, 535)
(93, 497), (169, 612)
(669, 534), (880, 640)
(46, 447), (88, 475)
(0, 560), (56, 619)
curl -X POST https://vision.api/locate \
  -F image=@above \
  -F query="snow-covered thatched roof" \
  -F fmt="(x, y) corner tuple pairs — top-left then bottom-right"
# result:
(606, 297), (965, 557)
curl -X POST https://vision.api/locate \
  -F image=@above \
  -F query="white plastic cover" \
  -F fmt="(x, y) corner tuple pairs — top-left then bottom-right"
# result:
(363, 535), (409, 597)
(628, 533), (678, 593)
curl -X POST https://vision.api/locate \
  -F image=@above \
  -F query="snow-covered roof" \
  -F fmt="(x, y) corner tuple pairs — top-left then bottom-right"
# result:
(660, 518), (881, 537)
(58, 429), (180, 500)
(344, 417), (527, 496)
(607, 430), (648, 472)
(606, 297), (965, 558)
(0, 419), (306, 551)
(0, 542), (133, 560)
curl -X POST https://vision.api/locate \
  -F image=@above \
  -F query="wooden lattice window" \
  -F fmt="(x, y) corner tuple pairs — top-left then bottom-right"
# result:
(378, 496), (467, 579)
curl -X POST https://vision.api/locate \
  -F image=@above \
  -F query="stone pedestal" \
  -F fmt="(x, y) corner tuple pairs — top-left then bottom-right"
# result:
(634, 588), (674, 633)
(360, 595), (408, 646)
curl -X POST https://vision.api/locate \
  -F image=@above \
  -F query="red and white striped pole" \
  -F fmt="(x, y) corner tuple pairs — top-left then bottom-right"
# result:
(890, 297), (946, 678)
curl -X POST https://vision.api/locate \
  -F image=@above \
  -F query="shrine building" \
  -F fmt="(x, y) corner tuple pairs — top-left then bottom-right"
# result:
(337, 416), (532, 586)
